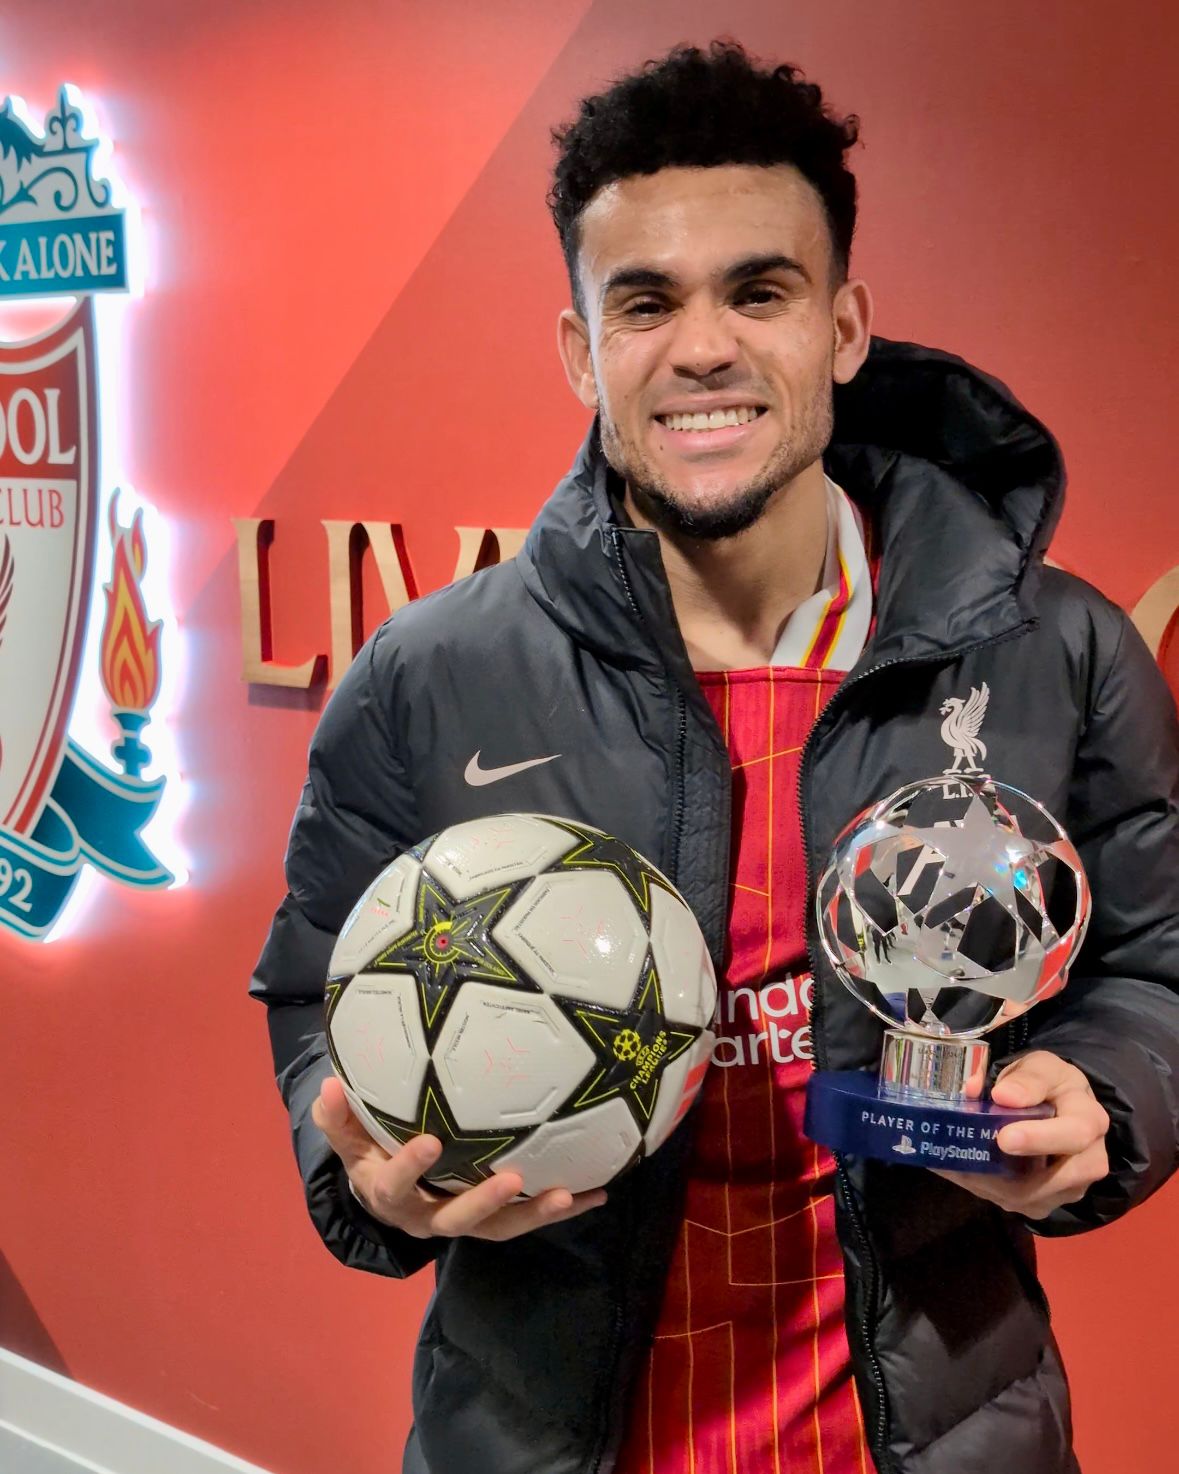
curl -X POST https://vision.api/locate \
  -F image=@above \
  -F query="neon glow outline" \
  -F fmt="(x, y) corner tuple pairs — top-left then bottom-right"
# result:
(0, 83), (186, 943)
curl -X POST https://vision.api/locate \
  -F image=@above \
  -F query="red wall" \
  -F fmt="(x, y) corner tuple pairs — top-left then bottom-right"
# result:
(1, 4), (1176, 1472)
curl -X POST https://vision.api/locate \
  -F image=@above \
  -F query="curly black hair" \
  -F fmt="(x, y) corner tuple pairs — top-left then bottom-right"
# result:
(549, 41), (861, 314)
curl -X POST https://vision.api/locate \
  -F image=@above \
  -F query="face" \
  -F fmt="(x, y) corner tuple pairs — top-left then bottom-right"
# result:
(558, 164), (872, 539)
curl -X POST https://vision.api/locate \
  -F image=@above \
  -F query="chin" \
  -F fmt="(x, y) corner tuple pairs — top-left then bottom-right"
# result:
(669, 466), (757, 497)
(660, 461), (772, 507)
(639, 479), (777, 542)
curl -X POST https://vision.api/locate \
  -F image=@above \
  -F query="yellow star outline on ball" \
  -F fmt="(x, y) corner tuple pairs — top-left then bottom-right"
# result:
(368, 1084), (518, 1189)
(323, 980), (347, 1073)
(562, 966), (698, 1126)
(369, 872), (519, 1033)
(547, 819), (678, 920)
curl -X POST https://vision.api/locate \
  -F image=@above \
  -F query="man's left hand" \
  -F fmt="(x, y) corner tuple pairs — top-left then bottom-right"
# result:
(933, 1050), (1110, 1218)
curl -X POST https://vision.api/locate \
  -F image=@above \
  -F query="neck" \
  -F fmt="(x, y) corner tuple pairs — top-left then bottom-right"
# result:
(623, 459), (830, 670)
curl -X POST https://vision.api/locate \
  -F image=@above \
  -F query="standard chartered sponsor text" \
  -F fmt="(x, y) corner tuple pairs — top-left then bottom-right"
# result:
(711, 971), (814, 1067)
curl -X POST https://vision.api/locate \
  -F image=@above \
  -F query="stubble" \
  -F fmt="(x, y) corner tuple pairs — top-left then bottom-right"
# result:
(598, 373), (835, 542)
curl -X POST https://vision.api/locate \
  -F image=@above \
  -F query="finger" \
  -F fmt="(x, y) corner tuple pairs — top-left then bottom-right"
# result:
(427, 1176), (609, 1240)
(933, 1157), (1059, 1207)
(354, 1134), (444, 1227)
(990, 1052), (1075, 1108)
(427, 1171), (531, 1237)
(312, 1077), (382, 1169)
(935, 1137), (1109, 1217)
(1064, 1137), (1110, 1195)
(473, 1186), (611, 1243)
(1016, 1139), (1110, 1219)
(997, 1098), (1106, 1158)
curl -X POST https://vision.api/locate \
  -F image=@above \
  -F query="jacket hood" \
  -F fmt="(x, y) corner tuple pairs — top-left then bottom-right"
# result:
(519, 336), (1066, 673)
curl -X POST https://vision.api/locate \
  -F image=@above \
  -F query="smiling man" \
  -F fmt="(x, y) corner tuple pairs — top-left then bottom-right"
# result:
(252, 41), (1179, 1474)
(566, 172), (844, 533)
(557, 157), (869, 673)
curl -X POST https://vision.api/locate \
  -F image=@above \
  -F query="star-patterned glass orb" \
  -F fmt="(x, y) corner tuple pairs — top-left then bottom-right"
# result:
(325, 814), (717, 1198)
(816, 776), (1091, 1039)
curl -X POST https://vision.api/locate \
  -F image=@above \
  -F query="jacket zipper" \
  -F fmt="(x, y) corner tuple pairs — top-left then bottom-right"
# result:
(609, 526), (641, 614)
(797, 664), (894, 1472)
(798, 624), (1032, 1474)
(584, 530), (643, 1474)
(589, 532), (693, 1474)
(608, 529), (703, 888)
(670, 692), (688, 874)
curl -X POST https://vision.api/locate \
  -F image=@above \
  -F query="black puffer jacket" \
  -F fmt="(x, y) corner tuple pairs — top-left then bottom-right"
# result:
(252, 337), (1179, 1474)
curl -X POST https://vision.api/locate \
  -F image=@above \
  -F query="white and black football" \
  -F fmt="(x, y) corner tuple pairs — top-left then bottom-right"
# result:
(325, 813), (717, 1197)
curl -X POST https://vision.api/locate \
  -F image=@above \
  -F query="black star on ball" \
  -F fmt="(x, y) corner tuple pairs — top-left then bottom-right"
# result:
(554, 965), (698, 1131)
(368, 872), (524, 1040)
(549, 819), (676, 922)
(366, 1074), (521, 1189)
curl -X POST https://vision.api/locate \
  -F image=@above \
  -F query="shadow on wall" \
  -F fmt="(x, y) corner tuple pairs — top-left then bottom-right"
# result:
(0, 1252), (69, 1375)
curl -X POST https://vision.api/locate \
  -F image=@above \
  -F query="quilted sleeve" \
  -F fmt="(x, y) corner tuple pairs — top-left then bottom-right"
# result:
(251, 621), (444, 1277)
(1012, 604), (1179, 1233)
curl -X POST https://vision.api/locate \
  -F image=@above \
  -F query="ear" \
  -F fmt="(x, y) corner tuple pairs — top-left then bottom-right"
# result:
(557, 308), (599, 411)
(831, 278), (874, 386)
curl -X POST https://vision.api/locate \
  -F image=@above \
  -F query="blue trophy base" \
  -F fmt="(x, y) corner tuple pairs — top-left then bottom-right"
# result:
(804, 1070), (1053, 1176)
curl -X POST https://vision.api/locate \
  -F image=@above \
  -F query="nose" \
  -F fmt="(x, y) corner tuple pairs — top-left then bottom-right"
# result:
(667, 298), (740, 381)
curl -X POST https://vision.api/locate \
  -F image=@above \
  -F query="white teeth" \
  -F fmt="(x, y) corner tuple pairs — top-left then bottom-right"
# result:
(659, 406), (762, 431)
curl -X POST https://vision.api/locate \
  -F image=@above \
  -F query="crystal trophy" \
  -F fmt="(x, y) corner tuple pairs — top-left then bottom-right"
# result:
(803, 774), (1091, 1174)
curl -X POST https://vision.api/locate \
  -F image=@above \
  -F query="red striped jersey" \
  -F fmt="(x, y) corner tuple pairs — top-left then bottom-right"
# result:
(616, 479), (877, 1474)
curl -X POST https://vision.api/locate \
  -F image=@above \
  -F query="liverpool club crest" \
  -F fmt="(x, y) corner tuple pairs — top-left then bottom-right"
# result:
(0, 89), (170, 939)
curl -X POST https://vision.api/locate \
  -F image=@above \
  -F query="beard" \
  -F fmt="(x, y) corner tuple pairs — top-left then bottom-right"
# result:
(598, 376), (835, 542)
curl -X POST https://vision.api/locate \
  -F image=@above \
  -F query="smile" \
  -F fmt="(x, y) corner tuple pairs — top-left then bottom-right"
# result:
(655, 406), (767, 432)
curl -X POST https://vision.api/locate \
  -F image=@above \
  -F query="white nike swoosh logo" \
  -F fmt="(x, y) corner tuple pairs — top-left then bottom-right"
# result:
(463, 750), (561, 786)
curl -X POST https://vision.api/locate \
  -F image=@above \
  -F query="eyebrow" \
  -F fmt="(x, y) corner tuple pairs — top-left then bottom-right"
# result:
(600, 253), (810, 304)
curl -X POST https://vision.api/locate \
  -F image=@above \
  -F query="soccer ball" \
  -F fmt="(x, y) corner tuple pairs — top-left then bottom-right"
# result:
(816, 775), (1090, 1038)
(325, 813), (718, 1197)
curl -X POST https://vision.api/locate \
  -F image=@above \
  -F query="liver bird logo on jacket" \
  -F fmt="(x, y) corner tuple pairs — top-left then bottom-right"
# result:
(939, 682), (990, 774)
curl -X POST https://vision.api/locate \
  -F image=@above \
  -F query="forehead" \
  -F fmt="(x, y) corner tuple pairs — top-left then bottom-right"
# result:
(576, 164), (830, 292)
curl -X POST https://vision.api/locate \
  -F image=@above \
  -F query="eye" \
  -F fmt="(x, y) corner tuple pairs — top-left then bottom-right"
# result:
(624, 297), (668, 317)
(735, 285), (784, 309)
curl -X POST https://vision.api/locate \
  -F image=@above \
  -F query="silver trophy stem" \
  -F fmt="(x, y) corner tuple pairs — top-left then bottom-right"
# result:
(879, 1030), (991, 1104)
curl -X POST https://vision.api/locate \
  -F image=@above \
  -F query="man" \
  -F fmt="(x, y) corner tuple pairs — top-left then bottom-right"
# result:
(252, 42), (1179, 1474)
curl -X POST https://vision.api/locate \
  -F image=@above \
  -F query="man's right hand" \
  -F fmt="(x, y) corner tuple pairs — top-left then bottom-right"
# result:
(312, 1075), (609, 1242)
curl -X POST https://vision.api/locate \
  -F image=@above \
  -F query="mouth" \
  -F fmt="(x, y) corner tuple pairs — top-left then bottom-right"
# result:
(654, 405), (767, 433)
(650, 403), (769, 457)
